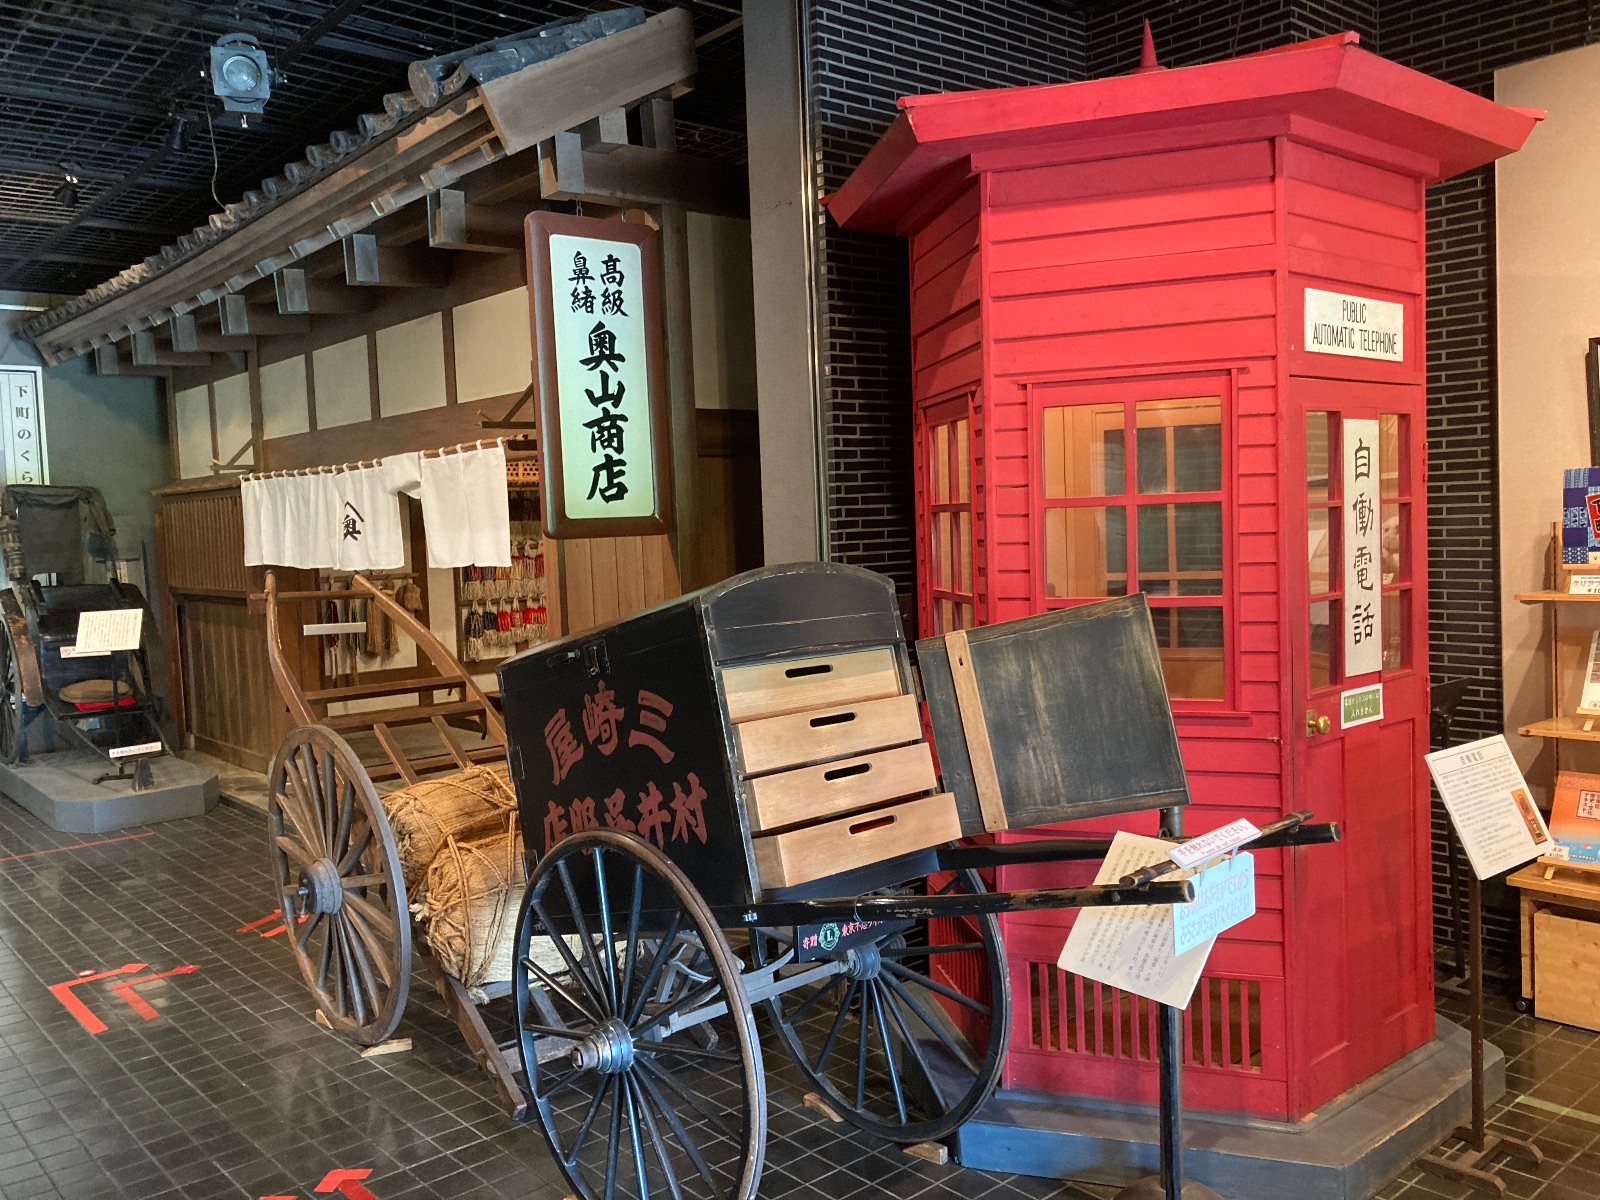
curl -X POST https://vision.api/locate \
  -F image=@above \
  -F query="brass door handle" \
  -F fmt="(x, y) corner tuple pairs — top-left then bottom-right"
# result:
(1306, 710), (1331, 736)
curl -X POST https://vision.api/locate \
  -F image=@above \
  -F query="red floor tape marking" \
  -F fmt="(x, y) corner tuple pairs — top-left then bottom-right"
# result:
(316, 1168), (378, 1199)
(0, 831), (155, 864)
(48, 963), (148, 1035)
(238, 910), (284, 933)
(108, 966), (199, 1021)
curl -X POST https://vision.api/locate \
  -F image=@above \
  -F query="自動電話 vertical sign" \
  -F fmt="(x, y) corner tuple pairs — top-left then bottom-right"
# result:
(528, 212), (671, 539)
(1343, 417), (1382, 678)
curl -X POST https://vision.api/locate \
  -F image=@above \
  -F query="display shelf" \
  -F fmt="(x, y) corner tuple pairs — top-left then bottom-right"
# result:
(1517, 590), (1600, 603)
(1518, 716), (1600, 744)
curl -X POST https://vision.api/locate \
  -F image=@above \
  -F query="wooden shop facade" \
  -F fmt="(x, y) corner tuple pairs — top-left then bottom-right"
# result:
(20, 10), (760, 776)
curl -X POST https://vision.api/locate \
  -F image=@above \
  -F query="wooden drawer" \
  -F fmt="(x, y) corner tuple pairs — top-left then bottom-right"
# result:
(745, 742), (937, 833)
(752, 791), (961, 890)
(721, 647), (901, 723)
(735, 693), (923, 776)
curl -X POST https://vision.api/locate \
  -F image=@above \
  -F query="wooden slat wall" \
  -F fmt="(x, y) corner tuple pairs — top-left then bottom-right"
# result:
(153, 480), (286, 772)
(561, 535), (680, 634)
(157, 484), (251, 594)
(179, 597), (278, 773)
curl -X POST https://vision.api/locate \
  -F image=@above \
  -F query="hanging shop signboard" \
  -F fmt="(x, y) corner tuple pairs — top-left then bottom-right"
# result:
(527, 211), (671, 539)
(0, 367), (48, 485)
(1343, 417), (1383, 678)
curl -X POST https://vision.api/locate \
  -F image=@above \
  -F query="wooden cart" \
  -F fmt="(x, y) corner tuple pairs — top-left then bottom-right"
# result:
(495, 564), (1339, 1200)
(259, 570), (528, 1117)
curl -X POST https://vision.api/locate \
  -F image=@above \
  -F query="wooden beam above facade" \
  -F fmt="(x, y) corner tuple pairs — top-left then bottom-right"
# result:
(218, 294), (311, 337)
(427, 190), (526, 254)
(132, 329), (212, 368)
(275, 267), (375, 314)
(168, 312), (255, 354)
(342, 234), (451, 288)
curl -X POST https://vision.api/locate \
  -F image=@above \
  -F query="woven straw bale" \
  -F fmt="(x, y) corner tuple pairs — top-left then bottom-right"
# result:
(380, 763), (516, 893)
(420, 816), (525, 990)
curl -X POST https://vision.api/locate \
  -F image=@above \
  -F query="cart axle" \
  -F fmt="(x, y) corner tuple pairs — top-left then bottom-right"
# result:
(571, 1018), (635, 1074)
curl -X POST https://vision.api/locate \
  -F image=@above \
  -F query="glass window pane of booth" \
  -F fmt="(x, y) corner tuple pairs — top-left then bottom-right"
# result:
(1135, 397), (1222, 494)
(1045, 506), (1126, 598)
(1043, 403), (1125, 497)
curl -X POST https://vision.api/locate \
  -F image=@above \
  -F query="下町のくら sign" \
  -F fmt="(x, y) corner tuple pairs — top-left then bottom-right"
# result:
(527, 211), (672, 538)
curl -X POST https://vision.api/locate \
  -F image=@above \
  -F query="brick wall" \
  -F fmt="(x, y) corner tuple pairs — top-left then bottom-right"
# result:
(807, 0), (1085, 593)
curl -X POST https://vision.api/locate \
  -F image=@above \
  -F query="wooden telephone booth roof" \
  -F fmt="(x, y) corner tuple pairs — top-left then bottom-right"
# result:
(827, 32), (1542, 235)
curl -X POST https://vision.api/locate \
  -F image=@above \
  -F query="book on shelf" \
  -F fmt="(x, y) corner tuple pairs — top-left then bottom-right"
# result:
(1562, 466), (1600, 565)
(1549, 770), (1600, 864)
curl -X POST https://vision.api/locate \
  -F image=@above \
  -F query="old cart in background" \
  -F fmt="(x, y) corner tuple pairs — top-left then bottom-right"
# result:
(0, 484), (170, 787)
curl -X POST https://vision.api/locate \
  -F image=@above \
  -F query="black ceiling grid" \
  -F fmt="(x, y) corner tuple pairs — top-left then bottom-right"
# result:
(0, 1), (747, 299)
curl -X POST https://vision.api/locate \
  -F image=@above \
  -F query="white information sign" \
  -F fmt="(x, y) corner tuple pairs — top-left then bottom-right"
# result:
(0, 366), (47, 485)
(548, 233), (655, 522)
(1057, 831), (1215, 1009)
(1570, 575), (1600, 596)
(1426, 734), (1552, 880)
(1304, 288), (1404, 362)
(74, 608), (143, 654)
(1343, 417), (1383, 678)
(1172, 853), (1256, 956)
(109, 741), (162, 760)
(1169, 818), (1260, 870)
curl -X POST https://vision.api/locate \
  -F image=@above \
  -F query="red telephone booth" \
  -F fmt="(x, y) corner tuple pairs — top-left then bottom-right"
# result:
(828, 33), (1538, 1124)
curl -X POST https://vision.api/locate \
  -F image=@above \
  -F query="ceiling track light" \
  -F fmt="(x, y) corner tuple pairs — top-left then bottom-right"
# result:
(52, 166), (80, 208)
(206, 32), (279, 125)
(168, 114), (190, 152)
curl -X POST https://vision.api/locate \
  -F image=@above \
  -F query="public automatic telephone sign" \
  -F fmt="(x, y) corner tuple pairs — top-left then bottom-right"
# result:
(527, 211), (672, 539)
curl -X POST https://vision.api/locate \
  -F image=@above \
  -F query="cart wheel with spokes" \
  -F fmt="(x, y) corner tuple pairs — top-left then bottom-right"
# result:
(267, 725), (411, 1046)
(749, 866), (1011, 1143)
(514, 830), (766, 1200)
(0, 614), (21, 765)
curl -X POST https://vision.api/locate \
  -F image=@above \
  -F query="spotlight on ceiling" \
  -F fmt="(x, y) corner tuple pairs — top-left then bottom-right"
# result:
(52, 167), (80, 208)
(207, 33), (276, 123)
(168, 115), (190, 152)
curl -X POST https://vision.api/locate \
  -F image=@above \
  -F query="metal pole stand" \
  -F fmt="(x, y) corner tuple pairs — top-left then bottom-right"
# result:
(1115, 806), (1224, 1200)
(1113, 1000), (1224, 1200)
(1416, 874), (1542, 1196)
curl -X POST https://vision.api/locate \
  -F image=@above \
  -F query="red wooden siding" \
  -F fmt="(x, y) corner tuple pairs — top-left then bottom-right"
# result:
(910, 184), (985, 635)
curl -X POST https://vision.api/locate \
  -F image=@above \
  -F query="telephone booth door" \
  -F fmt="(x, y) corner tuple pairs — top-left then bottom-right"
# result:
(1288, 377), (1433, 1112)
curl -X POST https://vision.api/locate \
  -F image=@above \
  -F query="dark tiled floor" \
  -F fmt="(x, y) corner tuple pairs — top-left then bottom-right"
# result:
(0, 795), (1593, 1200)
(0, 799), (1111, 1200)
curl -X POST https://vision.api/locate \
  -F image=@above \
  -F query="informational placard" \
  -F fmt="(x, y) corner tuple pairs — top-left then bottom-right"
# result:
(1057, 831), (1215, 1009)
(1304, 288), (1404, 362)
(1342, 682), (1383, 728)
(109, 741), (162, 760)
(0, 366), (48, 485)
(1426, 734), (1552, 879)
(1169, 818), (1259, 870)
(1343, 417), (1383, 678)
(74, 608), (143, 654)
(1172, 853), (1256, 955)
(527, 211), (670, 539)
(1580, 631), (1600, 718)
(1569, 574), (1600, 596)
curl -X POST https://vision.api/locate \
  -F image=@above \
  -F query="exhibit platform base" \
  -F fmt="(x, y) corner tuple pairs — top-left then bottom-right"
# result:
(0, 751), (218, 832)
(954, 1017), (1498, 1200)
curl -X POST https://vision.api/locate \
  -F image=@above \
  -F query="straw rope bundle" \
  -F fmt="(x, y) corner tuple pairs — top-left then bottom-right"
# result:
(418, 815), (526, 992)
(380, 763), (517, 893)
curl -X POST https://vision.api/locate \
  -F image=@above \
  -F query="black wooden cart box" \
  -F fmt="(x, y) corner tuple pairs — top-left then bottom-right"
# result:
(499, 562), (1189, 911)
(499, 563), (953, 909)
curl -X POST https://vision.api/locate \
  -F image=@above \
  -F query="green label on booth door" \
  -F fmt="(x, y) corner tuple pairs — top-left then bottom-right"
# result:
(1341, 683), (1383, 729)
